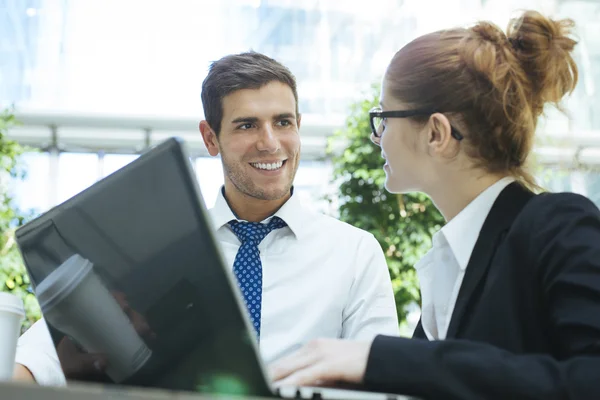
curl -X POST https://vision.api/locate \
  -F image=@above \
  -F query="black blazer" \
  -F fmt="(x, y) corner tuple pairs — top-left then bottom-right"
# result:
(364, 182), (600, 400)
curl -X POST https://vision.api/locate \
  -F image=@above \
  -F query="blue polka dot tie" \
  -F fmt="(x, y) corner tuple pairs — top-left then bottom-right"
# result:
(228, 216), (287, 338)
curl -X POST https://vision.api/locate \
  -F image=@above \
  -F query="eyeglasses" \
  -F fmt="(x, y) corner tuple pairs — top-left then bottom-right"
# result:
(369, 107), (464, 141)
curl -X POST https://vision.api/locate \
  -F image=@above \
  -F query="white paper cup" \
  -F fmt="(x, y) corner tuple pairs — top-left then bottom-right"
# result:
(0, 292), (25, 381)
(36, 254), (152, 382)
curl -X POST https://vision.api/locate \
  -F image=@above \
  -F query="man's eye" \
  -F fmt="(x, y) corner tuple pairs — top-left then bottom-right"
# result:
(238, 123), (253, 130)
(278, 119), (292, 127)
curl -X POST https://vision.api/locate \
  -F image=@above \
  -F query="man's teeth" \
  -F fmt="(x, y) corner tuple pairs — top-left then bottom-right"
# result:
(251, 161), (284, 170)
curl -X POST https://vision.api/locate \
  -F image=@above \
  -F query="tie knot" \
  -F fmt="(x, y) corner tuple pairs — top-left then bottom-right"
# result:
(228, 216), (287, 244)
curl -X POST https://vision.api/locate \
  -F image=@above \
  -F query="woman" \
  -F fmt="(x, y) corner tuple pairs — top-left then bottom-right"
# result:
(270, 10), (600, 400)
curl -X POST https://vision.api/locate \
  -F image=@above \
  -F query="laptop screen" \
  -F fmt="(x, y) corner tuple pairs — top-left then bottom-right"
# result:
(15, 139), (273, 397)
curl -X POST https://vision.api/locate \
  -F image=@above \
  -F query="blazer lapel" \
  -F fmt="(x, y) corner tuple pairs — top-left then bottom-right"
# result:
(445, 182), (535, 339)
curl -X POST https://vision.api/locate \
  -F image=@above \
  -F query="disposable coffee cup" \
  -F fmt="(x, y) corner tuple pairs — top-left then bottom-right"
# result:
(0, 292), (25, 381)
(36, 254), (152, 383)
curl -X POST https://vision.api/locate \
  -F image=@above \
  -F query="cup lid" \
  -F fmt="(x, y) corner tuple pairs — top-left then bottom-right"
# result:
(0, 292), (25, 316)
(35, 254), (94, 312)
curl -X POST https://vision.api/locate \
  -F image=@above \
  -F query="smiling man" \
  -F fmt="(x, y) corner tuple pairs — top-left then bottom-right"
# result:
(198, 51), (399, 359)
(13, 51), (399, 385)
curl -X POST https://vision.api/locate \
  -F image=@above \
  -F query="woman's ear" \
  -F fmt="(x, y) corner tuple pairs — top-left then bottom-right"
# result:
(426, 113), (456, 157)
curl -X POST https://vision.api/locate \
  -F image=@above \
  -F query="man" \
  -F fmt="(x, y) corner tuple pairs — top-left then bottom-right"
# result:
(13, 51), (399, 385)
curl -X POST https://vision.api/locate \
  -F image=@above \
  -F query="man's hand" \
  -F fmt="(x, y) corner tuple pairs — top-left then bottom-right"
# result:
(12, 337), (108, 383)
(56, 336), (108, 379)
(11, 291), (155, 382)
(112, 292), (156, 341)
(269, 338), (373, 387)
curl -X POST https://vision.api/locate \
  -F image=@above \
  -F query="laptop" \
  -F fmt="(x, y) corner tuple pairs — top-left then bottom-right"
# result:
(15, 138), (415, 400)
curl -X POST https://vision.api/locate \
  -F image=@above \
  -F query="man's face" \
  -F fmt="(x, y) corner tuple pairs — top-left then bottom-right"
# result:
(204, 81), (301, 201)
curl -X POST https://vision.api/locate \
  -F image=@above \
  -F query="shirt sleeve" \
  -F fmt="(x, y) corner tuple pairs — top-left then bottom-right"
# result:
(15, 318), (66, 386)
(341, 233), (400, 339)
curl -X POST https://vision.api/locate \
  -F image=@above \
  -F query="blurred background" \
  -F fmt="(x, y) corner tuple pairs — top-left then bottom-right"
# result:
(1, 0), (600, 333)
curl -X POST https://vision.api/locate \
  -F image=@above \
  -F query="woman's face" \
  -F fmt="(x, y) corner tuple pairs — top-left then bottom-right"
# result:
(372, 79), (433, 194)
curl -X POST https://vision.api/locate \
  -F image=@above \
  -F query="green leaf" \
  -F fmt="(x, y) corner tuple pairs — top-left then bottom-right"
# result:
(0, 107), (41, 332)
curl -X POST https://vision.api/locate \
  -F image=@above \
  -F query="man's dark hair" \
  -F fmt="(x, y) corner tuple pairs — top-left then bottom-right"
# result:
(201, 51), (299, 136)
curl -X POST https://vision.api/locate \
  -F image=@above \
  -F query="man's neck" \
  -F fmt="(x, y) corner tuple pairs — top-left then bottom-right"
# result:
(222, 185), (291, 222)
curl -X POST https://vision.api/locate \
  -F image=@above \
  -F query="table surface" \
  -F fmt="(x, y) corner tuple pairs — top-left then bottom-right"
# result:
(1, 380), (420, 400)
(0, 381), (272, 400)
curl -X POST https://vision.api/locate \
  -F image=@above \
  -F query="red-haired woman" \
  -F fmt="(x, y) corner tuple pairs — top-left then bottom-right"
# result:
(272, 10), (600, 400)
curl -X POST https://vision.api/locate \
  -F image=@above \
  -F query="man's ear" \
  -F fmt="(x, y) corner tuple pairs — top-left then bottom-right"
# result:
(199, 120), (220, 157)
(296, 113), (302, 130)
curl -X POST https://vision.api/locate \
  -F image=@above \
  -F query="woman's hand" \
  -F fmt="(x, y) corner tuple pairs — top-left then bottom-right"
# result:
(269, 338), (373, 387)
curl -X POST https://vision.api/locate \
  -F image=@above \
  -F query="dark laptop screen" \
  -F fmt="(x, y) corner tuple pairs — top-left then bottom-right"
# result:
(15, 139), (272, 397)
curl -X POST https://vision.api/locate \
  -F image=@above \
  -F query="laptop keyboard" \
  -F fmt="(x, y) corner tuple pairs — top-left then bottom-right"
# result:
(277, 385), (413, 400)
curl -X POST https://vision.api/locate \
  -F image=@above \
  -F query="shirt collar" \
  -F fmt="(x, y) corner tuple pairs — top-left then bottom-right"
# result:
(437, 176), (515, 271)
(210, 186), (308, 239)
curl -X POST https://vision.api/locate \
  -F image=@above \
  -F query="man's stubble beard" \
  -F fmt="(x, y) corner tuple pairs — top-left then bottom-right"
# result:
(220, 151), (299, 201)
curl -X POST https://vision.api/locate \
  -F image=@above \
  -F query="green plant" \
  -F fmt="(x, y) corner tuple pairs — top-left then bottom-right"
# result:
(0, 107), (40, 331)
(327, 84), (444, 325)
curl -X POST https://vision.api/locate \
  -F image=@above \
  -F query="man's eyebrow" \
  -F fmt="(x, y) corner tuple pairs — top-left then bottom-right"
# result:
(231, 116), (259, 124)
(230, 113), (296, 124)
(274, 113), (296, 120)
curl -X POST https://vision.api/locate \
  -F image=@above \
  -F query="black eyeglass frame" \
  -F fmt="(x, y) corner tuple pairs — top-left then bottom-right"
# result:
(369, 108), (464, 141)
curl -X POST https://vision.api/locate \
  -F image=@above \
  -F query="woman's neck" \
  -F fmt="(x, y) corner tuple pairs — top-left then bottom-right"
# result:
(427, 172), (511, 222)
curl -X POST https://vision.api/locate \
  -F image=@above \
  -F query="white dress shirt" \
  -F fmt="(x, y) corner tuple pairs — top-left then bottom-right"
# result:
(15, 189), (399, 385)
(415, 177), (515, 340)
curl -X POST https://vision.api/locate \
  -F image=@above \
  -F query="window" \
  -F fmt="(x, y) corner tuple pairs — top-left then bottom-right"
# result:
(57, 153), (98, 204)
(11, 151), (50, 213)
